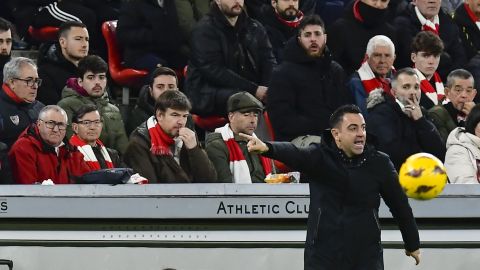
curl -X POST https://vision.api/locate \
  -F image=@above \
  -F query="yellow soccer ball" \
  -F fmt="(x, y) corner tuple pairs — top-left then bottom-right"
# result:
(399, 153), (448, 200)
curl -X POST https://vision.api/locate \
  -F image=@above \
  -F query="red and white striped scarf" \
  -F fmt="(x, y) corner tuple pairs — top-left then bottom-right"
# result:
(215, 124), (273, 183)
(357, 59), (392, 95)
(146, 116), (174, 156)
(275, 10), (304, 28)
(414, 68), (445, 105)
(69, 134), (114, 171)
(415, 6), (439, 35)
(464, 3), (480, 32)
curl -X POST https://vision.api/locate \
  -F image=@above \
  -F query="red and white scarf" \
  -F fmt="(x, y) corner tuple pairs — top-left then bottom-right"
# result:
(357, 59), (392, 95)
(414, 68), (445, 105)
(69, 134), (114, 170)
(464, 3), (480, 32)
(147, 116), (175, 156)
(215, 124), (273, 184)
(275, 10), (304, 28)
(415, 6), (439, 35)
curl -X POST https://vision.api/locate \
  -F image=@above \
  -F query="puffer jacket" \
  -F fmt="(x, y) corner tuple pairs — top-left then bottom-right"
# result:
(57, 78), (129, 154)
(445, 127), (480, 184)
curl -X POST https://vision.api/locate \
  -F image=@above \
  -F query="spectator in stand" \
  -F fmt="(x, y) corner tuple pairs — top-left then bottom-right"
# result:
(185, 0), (276, 116)
(348, 35), (396, 115)
(37, 21), (89, 105)
(0, 57), (44, 149)
(57, 55), (128, 154)
(328, 0), (397, 76)
(245, 0), (315, 19)
(206, 92), (273, 183)
(366, 67), (446, 170)
(126, 66), (195, 135)
(411, 31), (445, 110)
(429, 69), (477, 143)
(0, 17), (12, 83)
(268, 15), (351, 144)
(258, 0), (305, 62)
(124, 90), (217, 183)
(70, 104), (123, 170)
(454, 0), (480, 100)
(8, 105), (90, 184)
(445, 103), (480, 184)
(393, 0), (467, 79)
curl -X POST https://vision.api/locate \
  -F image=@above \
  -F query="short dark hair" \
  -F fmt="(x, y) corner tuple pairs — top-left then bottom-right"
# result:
(72, 104), (99, 123)
(466, 104), (480, 135)
(58, 21), (87, 39)
(411, 31), (444, 56)
(297, 15), (325, 35)
(446, 69), (474, 88)
(77, 55), (108, 78)
(329, 104), (362, 128)
(391, 67), (418, 89)
(149, 66), (178, 87)
(0, 17), (12, 32)
(155, 90), (192, 113)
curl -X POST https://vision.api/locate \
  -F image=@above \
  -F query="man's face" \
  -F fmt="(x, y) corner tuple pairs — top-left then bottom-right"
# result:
(361, 0), (390, 9)
(216, 0), (244, 18)
(78, 71), (107, 98)
(150, 75), (178, 102)
(37, 110), (67, 147)
(59, 27), (89, 63)
(0, 29), (12, 56)
(9, 63), (39, 103)
(228, 111), (259, 136)
(392, 73), (421, 105)
(466, 0), (480, 14)
(411, 51), (440, 78)
(156, 108), (189, 137)
(298, 24), (327, 58)
(273, 0), (300, 20)
(367, 45), (395, 77)
(413, 0), (441, 19)
(72, 110), (103, 145)
(445, 77), (477, 111)
(331, 113), (366, 157)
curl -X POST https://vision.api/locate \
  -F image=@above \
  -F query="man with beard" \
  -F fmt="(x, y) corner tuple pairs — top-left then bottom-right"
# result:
(0, 17), (12, 83)
(205, 92), (274, 183)
(366, 67), (445, 170)
(57, 55), (129, 154)
(268, 15), (351, 145)
(328, 0), (397, 76)
(244, 0), (315, 19)
(37, 21), (89, 105)
(258, 0), (304, 62)
(124, 90), (217, 183)
(185, 0), (276, 116)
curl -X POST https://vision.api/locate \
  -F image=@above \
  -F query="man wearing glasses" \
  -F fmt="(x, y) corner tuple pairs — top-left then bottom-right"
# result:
(8, 105), (90, 184)
(69, 104), (122, 171)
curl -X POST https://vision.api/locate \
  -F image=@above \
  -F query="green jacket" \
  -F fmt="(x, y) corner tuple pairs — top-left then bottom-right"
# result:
(57, 82), (129, 154)
(428, 104), (459, 143)
(205, 132), (267, 183)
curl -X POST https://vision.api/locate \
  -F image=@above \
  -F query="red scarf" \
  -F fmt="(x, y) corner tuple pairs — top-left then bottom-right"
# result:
(2, 83), (25, 104)
(357, 58), (392, 95)
(464, 3), (480, 31)
(414, 68), (445, 105)
(415, 6), (439, 35)
(215, 124), (273, 183)
(69, 134), (114, 170)
(353, 0), (364, 22)
(147, 116), (174, 156)
(274, 10), (304, 28)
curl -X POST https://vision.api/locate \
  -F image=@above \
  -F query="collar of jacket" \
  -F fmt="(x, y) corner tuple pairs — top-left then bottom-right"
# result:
(210, 2), (248, 32)
(42, 43), (75, 69)
(136, 85), (155, 115)
(282, 36), (333, 68)
(62, 84), (110, 105)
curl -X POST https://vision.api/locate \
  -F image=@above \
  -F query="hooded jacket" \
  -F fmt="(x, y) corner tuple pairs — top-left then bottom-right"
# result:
(57, 78), (129, 154)
(454, 3), (480, 60)
(268, 37), (352, 142)
(445, 127), (480, 184)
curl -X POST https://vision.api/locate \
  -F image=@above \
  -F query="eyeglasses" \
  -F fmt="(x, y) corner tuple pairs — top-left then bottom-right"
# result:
(76, 120), (103, 127)
(38, 119), (67, 131)
(13, 77), (42, 87)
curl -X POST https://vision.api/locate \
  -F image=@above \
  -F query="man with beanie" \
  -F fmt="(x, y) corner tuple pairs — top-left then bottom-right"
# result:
(206, 92), (274, 183)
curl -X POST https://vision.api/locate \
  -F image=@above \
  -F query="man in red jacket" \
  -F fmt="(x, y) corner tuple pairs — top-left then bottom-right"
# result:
(8, 105), (90, 184)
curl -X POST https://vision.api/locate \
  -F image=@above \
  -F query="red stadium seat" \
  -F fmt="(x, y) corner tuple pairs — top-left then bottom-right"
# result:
(101, 20), (148, 104)
(192, 115), (227, 132)
(263, 111), (290, 173)
(28, 26), (59, 42)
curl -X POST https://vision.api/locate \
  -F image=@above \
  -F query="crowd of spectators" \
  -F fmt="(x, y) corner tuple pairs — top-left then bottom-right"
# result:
(1, 0), (480, 184)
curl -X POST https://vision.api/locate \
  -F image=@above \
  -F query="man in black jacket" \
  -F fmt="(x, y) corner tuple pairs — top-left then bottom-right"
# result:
(0, 17), (12, 83)
(185, 0), (276, 116)
(37, 21), (89, 105)
(241, 104), (421, 270)
(268, 15), (351, 143)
